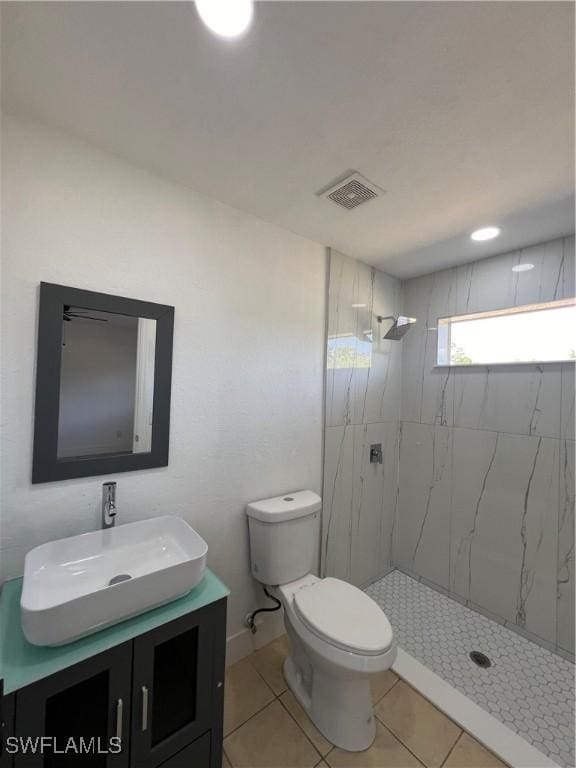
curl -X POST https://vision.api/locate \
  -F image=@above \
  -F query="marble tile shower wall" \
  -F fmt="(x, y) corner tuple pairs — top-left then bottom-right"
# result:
(322, 250), (402, 587)
(396, 235), (575, 660)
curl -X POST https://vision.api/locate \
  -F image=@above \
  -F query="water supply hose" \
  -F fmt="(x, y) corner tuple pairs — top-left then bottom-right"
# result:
(245, 586), (282, 634)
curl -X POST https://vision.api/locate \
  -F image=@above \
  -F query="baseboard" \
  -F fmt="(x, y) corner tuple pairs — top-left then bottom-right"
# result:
(226, 610), (285, 667)
(393, 647), (560, 768)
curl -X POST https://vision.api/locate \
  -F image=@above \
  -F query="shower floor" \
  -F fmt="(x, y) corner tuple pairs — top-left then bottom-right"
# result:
(366, 570), (575, 768)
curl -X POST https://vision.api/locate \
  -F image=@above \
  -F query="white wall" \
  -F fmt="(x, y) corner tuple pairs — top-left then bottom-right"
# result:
(0, 115), (326, 650)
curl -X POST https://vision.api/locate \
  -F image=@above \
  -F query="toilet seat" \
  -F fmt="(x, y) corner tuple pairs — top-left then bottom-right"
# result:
(293, 577), (393, 655)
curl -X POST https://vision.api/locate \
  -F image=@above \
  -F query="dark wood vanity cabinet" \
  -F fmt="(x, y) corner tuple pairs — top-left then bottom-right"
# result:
(130, 605), (224, 768)
(0, 599), (226, 768)
(11, 644), (132, 768)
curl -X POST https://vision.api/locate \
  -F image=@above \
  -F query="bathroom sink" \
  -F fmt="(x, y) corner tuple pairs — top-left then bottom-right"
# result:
(21, 516), (208, 646)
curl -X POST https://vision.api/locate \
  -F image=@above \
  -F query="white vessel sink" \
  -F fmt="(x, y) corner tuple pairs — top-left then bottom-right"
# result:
(21, 516), (208, 647)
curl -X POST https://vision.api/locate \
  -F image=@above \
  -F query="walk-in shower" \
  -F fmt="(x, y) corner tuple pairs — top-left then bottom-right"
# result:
(323, 240), (575, 768)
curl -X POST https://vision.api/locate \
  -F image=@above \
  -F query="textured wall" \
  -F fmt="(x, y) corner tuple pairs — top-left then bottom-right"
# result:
(321, 250), (402, 586)
(397, 236), (575, 658)
(0, 115), (326, 644)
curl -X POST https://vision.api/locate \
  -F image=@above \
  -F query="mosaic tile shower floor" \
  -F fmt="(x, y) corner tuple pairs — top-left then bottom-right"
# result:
(366, 570), (575, 768)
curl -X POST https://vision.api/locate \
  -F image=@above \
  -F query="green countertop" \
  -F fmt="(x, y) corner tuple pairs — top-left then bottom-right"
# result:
(0, 568), (229, 695)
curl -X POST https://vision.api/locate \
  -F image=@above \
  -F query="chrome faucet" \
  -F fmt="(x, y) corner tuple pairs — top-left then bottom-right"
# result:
(102, 482), (117, 528)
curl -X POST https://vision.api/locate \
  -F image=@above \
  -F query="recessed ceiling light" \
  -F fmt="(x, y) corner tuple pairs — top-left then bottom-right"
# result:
(471, 226), (501, 242)
(512, 263), (535, 273)
(351, 303), (367, 308)
(195, 0), (254, 38)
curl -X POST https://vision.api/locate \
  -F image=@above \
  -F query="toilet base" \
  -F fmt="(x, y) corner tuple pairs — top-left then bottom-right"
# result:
(283, 656), (376, 752)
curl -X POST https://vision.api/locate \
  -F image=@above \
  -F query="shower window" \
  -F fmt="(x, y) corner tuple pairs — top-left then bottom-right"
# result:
(436, 297), (576, 366)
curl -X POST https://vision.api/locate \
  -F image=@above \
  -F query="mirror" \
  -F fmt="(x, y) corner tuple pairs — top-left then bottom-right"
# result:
(58, 308), (157, 458)
(33, 283), (174, 483)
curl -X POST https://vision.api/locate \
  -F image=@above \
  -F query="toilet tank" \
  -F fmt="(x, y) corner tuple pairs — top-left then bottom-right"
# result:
(246, 491), (321, 586)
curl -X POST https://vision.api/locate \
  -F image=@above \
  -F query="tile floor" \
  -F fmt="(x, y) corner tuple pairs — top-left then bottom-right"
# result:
(223, 634), (508, 768)
(366, 571), (575, 768)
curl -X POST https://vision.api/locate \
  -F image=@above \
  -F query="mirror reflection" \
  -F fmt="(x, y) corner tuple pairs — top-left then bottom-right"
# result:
(57, 306), (157, 459)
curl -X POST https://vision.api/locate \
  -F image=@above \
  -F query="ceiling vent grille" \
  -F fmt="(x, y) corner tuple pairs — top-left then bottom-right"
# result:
(319, 172), (384, 210)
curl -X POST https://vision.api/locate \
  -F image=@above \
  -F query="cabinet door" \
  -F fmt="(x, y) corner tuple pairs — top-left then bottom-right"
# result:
(13, 644), (132, 768)
(130, 601), (224, 768)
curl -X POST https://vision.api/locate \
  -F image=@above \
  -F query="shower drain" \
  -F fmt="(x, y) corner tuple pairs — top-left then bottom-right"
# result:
(108, 574), (132, 586)
(469, 650), (492, 668)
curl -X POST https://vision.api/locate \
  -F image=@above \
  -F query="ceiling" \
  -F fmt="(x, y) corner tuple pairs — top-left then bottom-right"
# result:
(2, 1), (574, 278)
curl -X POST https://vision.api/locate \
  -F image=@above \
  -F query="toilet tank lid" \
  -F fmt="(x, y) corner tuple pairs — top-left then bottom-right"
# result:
(246, 490), (321, 523)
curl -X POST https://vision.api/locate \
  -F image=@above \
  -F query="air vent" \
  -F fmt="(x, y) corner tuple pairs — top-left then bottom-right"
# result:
(319, 172), (384, 210)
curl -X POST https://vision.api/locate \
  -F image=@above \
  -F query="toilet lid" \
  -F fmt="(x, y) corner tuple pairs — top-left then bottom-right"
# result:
(293, 578), (393, 655)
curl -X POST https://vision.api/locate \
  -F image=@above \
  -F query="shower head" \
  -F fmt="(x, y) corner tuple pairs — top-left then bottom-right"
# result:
(377, 315), (417, 340)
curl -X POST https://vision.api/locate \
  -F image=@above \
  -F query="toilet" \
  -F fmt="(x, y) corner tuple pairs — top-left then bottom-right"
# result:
(246, 490), (396, 752)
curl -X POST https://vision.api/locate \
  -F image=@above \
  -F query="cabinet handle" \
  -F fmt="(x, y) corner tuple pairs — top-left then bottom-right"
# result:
(141, 685), (149, 732)
(116, 698), (123, 742)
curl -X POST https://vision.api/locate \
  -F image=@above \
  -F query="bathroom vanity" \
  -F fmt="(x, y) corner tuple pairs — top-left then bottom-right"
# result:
(0, 278), (228, 767)
(0, 570), (228, 768)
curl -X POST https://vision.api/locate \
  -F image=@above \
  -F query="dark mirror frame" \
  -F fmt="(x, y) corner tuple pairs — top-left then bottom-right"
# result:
(32, 282), (174, 484)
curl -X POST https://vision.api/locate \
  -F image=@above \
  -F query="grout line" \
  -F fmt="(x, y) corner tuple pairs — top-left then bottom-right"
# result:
(395, 674), (458, 710)
(375, 718), (428, 768)
(375, 677), (463, 767)
(439, 731), (511, 768)
(399, 419), (569, 444)
(276, 690), (324, 762)
(225, 645), (327, 762)
(372, 673), (401, 704)
(439, 730), (464, 768)
(244, 651), (281, 697)
(223, 695), (277, 742)
(222, 663), (279, 744)
(225, 645), (339, 765)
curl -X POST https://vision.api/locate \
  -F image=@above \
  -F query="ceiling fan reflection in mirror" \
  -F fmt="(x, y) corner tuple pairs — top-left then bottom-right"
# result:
(62, 304), (109, 323)
(62, 304), (108, 347)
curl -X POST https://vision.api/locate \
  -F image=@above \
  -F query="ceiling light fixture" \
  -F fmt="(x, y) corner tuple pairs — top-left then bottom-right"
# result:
(512, 263), (535, 273)
(195, 0), (254, 38)
(351, 303), (367, 308)
(471, 226), (501, 242)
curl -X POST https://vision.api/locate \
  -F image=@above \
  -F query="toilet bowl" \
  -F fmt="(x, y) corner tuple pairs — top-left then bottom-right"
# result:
(273, 574), (396, 751)
(246, 491), (396, 752)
